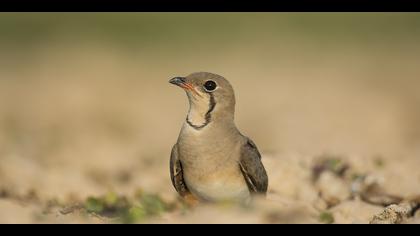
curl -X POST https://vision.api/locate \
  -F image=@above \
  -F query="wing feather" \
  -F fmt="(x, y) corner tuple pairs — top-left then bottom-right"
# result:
(239, 138), (268, 195)
(170, 144), (190, 197)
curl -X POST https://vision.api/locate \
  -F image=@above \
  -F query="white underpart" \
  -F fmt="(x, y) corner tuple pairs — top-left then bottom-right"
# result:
(183, 159), (251, 203)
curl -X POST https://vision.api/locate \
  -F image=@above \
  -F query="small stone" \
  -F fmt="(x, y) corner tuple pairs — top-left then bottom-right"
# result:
(370, 203), (412, 224)
(415, 209), (420, 218)
(313, 198), (328, 211)
(316, 171), (351, 207)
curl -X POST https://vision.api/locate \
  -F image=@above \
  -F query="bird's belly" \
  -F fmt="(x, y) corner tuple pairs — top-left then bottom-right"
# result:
(184, 169), (251, 203)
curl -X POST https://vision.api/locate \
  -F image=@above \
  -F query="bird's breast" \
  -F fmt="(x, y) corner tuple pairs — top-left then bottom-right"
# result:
(182, 158), (250, 203)
(177, 123), (250, 202)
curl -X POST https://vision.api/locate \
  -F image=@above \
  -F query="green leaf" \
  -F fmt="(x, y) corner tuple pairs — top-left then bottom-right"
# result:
(104, 191), (119, 207)
(85, 197), (104, 213)
(140, 194), (166, 216)
(123, 206), (147, 223)
(319, 211), (334, 224)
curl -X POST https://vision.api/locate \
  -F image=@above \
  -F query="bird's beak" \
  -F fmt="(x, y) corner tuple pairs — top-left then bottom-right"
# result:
(169, 77), (187, 87)
(169, 77), (202, 97)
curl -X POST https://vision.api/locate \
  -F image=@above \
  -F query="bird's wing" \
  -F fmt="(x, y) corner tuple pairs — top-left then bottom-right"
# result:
(239, 138), (269, 195)
(170, 144), (190, 197)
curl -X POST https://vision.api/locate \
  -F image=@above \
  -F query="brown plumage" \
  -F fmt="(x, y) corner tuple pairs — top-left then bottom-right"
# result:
(169, 72), (268, 204)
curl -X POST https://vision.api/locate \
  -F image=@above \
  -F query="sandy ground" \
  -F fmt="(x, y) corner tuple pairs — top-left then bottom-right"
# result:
(0, 39), (420, 223)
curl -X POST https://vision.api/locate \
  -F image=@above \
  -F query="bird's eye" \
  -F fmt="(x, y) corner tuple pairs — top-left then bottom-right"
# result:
(203, 80), (217, 92)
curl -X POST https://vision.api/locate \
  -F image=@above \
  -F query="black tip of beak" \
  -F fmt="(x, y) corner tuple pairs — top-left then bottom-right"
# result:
(169, 77), (186, 86)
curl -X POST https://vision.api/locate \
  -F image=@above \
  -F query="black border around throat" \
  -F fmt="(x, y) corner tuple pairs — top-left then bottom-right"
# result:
(186, 93), (216, 130)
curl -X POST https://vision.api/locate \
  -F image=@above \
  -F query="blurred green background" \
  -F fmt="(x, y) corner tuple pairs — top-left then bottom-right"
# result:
(1, 13), (420, 46)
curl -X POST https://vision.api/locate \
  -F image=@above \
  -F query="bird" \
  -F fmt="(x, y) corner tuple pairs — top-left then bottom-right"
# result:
(169, 72), (268, 205)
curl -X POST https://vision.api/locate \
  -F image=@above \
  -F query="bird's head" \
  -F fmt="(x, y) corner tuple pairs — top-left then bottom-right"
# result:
(169, 72), (236, 129)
